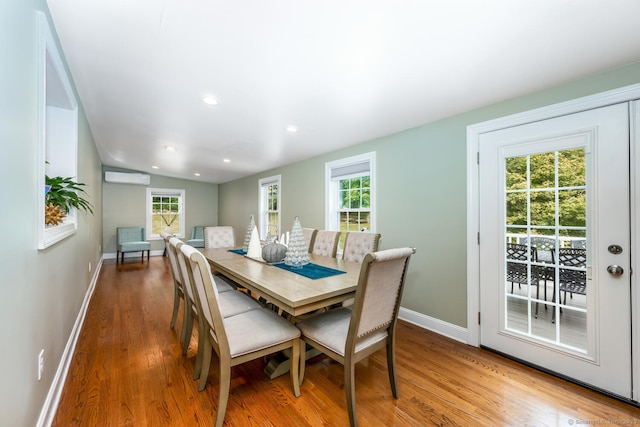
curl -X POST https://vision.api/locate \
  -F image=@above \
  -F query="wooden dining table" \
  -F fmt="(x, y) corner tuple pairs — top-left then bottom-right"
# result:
(200, 247), (362, 317)
(200, 247), (362, 378)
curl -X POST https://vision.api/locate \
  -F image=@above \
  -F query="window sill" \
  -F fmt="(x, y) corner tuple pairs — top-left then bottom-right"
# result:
(39, 221), (77, 249)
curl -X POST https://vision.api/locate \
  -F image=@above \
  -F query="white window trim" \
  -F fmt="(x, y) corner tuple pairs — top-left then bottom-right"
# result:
(258, 175), (281, 239)
(325, 152), (376, 232)
(37, 12), (79, 249)
(146, 188), (186, 239)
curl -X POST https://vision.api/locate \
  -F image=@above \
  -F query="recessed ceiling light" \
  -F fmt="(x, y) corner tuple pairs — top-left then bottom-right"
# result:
(152, 165), (159, 169)
(223, 158), (231, 163)
(202, 96), (218, 106)
(286, 125), (298, 133)
(194, 172), (200, 177)
(165, 146), (176, 151)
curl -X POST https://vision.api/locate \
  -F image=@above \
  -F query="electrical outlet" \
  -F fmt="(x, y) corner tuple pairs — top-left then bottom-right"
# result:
(89, 262), (92, 272)
(38, 349), (44, 381)
(98, 244), (102, 253)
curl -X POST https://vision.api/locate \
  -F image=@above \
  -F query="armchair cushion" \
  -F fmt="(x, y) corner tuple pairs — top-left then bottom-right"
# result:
(187, 226), (205, 248)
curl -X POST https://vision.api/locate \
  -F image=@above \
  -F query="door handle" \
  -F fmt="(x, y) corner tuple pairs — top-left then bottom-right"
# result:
(607, 265), (624, 277)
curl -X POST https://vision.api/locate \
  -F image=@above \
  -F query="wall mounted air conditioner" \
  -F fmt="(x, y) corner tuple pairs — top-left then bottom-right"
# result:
(104, 171), (150, 185)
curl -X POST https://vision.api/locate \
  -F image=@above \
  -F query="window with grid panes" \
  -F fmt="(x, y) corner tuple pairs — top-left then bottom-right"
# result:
(326, 152), (376, 252)
(259, 175), (281, 239)
(146, 188), (185, 239)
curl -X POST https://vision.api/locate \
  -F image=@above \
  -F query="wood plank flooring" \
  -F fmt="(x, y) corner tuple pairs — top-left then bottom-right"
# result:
(53, 256), (640, 426)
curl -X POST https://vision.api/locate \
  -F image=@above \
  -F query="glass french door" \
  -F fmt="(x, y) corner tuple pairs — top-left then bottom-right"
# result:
(479, 103), (632, 399)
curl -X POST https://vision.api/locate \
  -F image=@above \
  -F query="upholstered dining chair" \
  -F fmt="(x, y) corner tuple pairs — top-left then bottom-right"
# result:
(186, 225), (205, 248)
(174, 241), (262, 380)
(311, 230), (341, 258)
(161, 231), (185, 331)
(166, 237), (236, 343)
(297, 247), (415, 427)
(302, 228), (318, 252)
(183, 245), (301, 426)
(204, 226), (235, 249)
(116, 226), (151, 263)
(342, 232), (381, 263)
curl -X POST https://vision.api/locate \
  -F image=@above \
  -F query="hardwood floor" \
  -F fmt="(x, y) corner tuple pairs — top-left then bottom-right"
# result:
(53, 256), (640, 426)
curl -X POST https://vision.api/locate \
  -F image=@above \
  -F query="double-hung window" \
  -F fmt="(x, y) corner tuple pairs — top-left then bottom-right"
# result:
(146, 188), (185, 239)
(325, 152), (376, 250)
(258, 175), (281, 239)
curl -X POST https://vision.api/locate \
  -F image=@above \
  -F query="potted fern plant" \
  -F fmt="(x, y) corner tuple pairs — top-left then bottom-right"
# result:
(45, 175), (93, 225)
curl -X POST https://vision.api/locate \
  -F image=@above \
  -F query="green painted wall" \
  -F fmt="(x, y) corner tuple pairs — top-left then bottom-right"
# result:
(102, 167), (219, 254)
(220, 60), (640, 329)
(0, 1), (103, 425)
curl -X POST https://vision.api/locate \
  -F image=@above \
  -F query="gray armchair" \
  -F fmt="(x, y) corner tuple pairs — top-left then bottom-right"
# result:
(116, 227), (150, 263)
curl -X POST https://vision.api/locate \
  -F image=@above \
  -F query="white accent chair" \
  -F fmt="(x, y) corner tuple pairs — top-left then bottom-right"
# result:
(297, 247), (415, 427)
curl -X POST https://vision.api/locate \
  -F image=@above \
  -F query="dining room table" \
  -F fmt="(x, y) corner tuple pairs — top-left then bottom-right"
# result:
(200, 247), (363, 378)
(200, 247), (362, 317)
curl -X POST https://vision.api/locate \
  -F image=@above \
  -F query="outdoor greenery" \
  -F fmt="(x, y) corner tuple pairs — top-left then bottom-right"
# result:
(505, 148), (586, 237)
(152, 195), (180, 234)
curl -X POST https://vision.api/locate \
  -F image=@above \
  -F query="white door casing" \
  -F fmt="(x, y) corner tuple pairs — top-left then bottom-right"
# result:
(467, 84), (640, 401)
(479, 103), (630, 398)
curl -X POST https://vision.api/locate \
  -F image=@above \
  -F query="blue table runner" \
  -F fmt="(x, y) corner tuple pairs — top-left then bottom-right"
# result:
(228, 249), (345, 280)
(228, 249), (247, 255)
(273, 262), (346, 280)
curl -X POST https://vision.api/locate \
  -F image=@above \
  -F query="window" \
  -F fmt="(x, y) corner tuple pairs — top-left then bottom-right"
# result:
(326, 152), (376, 250)
(146, 188), (185, 239)
(258, 175), (281, 240)
(37, 12), (80, 249)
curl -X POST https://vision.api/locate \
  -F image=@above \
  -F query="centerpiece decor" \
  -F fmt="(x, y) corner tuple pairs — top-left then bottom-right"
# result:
(262, 240), (287, 263)
(283, 216), (310, 268)
(242, 215), (256, 252)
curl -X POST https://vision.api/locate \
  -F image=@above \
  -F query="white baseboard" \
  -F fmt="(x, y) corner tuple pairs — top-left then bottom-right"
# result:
(398, 307), (469, 344)
(103, 250), (164, 259)
(36, 256), (104, 427)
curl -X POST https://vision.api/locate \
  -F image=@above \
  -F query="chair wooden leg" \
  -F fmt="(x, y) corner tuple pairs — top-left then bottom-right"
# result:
(386, 339), (399, 398)
(181, 306), (194, 355)
(345, 359), (358, 427)
(299, 339), (307, 386)
(198, 343), (212, 392)
(215, 360), (231, 427)
(116, 251), (120, 264)
(193, 317), (207, 380)
(170, 288), (181, 329)
(290, 338), (301, 397)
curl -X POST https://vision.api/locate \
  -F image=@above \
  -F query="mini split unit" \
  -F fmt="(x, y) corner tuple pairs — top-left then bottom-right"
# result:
(104, 171), (150, 185)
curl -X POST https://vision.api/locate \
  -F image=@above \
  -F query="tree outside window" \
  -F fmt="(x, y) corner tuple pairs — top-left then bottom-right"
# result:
(146, 188), (185, 239)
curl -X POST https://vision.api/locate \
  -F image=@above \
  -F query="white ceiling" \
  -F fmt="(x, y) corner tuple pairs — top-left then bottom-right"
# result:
(47, 0), (640, 184)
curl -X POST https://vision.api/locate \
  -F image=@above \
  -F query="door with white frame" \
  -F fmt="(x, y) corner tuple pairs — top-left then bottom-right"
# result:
(478, 103), (632, 399)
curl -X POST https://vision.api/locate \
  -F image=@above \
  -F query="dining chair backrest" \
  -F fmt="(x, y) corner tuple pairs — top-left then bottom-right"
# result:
(204, 226), (236, 249)
(312, 230), (341, 258)
(342, 232), (381, 264)
(172, 237), (197, 303)
(302, 228), (318, 252)
(183, 244), (218, 339)
(506, 243), (535, 261)
(559, 247), (586, 267)
(350, 247), (414, 341)
(166, 236), (184, 287)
